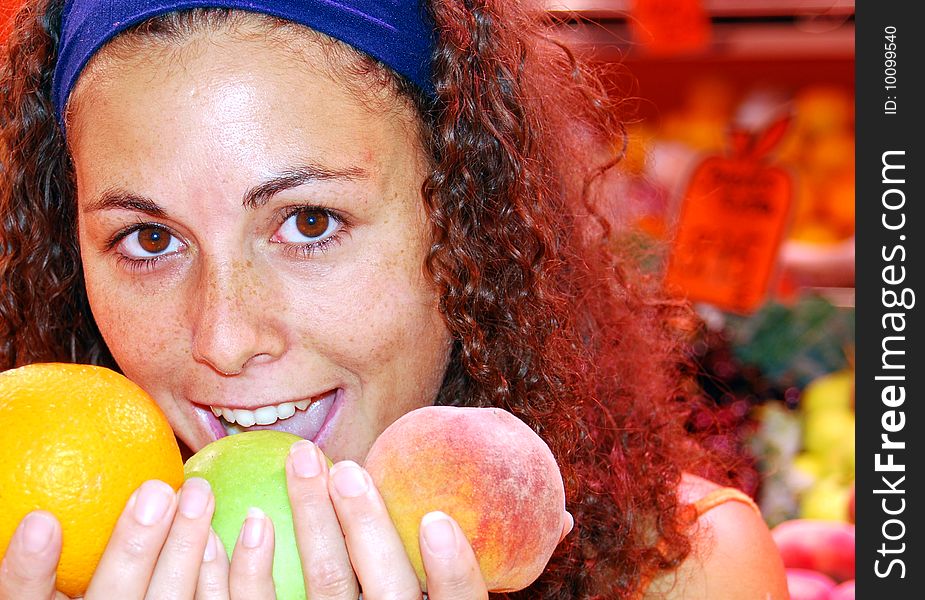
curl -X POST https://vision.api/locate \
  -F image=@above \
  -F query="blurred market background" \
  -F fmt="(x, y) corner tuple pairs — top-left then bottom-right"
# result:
(548, 2), (856, 598)
(2, 1), (856, 598)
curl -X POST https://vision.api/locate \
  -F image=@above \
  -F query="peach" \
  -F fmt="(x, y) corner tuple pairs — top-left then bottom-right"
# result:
(364, 406), (566, 592)
(771, 519), (855, 582)
(785, 568), (836, 600)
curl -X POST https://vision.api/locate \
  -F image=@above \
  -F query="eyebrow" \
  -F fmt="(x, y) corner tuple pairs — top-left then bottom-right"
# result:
(85, 191), (167, 217)
(242, 164), (368, 209)
(85, 164), (368, 214)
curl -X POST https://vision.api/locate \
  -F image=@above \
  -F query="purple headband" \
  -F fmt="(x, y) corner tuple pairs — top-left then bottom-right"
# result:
(52, 0), (435, 128)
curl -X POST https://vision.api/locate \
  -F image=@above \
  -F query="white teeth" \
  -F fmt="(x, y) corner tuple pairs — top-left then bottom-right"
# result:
(254, 406), (278, 425)
(234, 409), (256, 427)
(209, 399), (313, 427)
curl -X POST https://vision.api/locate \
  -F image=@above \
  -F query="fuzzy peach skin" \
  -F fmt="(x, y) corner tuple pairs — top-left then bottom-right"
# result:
(364, 406), (566, 592)
(771, 519), (855, 582)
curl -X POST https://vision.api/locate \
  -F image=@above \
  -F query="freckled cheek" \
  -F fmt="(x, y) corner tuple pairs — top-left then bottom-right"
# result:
(85, 278), (189, 379)
(349, 290), (449, 400)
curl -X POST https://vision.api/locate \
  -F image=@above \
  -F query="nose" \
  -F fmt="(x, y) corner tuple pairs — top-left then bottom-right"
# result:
(189, 259), (286, 376)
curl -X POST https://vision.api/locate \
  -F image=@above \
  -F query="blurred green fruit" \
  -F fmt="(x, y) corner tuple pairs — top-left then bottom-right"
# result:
(803, 409), (854, 473)
(800, 475), (852, 522)
(800, 370), (853, 415)
(184, 431), (311, 600)
(792, 453), (824, 480)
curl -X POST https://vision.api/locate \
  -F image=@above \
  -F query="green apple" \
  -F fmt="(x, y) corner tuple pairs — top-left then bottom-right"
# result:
(184, 431), (312, 600)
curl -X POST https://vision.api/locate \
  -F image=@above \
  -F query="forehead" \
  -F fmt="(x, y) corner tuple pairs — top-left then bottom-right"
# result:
(65, 22), (426, 190)
(65, 18), (423, 159)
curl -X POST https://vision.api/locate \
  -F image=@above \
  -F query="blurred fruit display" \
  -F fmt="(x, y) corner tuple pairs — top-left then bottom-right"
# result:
(785, 568), (837, 600)
(606, 80), (854, 309)
(685, 293), (855, 600)
(553, 4), (855, 598)
(777, 86), (855, 244)
(729, 296), (854, 389)
(609, 61), (854, 233)
(829, 580), (855, 600)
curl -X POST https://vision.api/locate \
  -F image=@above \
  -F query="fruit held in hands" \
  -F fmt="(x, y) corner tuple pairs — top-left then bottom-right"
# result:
(0, 363), (184, 598)
(364, 406), (566, 592)
(184, 431), (316, 600)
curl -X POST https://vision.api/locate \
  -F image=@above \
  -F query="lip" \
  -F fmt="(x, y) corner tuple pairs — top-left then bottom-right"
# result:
(309, 388), (343, 449)
(191, 388), (343, 446)
(201, 390), (332, 411)
(192, 403), (228, 444)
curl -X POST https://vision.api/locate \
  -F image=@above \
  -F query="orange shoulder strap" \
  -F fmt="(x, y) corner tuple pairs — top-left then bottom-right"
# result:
(690, 486), (761, 518)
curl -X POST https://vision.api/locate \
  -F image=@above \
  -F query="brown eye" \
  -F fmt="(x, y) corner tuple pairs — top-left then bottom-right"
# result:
(272, 207), (341, 248)
(137, 226), (171, 253)
(295, 209), (330, 238)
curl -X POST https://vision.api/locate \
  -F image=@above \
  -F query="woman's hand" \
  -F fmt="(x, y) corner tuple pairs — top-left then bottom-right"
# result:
(285, 439), (573, 600)
(1, 442), (572, 600)
(285, 439), (488, 599)
(0, 477), (225, 599)
(0, 511), (67, 600)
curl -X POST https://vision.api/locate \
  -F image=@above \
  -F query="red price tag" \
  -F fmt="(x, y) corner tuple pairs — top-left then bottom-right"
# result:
(665, 154), (793, 314)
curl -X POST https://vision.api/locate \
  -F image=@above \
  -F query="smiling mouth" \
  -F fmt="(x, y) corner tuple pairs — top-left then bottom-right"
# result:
(209, 399), (311, 427)
(207, 389), (340, 440)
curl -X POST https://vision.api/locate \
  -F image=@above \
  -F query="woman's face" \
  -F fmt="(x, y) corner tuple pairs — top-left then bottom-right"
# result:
(70, 25), (453, 462)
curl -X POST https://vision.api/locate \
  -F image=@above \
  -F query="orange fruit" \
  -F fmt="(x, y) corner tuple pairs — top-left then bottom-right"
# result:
(0, 363), (183, 597)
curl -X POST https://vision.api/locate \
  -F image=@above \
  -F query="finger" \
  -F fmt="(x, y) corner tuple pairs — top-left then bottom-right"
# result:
(146, 478), (215, 599)
(228, 508), (276, 600)
(0, 511), (62, 600)
(419, 512), (488, 600)
(195, 529), (230, 600)
(286, 441), (359, 600)
(559, 511), (574, 544)
(84, 479), (177, 599)
(328, 460), (421, 599)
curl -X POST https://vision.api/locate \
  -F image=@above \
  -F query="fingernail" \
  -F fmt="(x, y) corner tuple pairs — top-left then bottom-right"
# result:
(21, 512), (56, 555)
(132, 480), (174, 526)
(241, 507), (266, 549)
(203, 529), (219, 562)
(331, 461), (368, 498)
(565, 511), (574, 535)
(290, 440), (322, 478)
(179, 478), (211, 519)
(421, 511), (458, 559)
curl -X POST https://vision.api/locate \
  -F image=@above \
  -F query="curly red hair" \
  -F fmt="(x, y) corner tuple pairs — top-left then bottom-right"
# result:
(1, 1), (732, 597)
